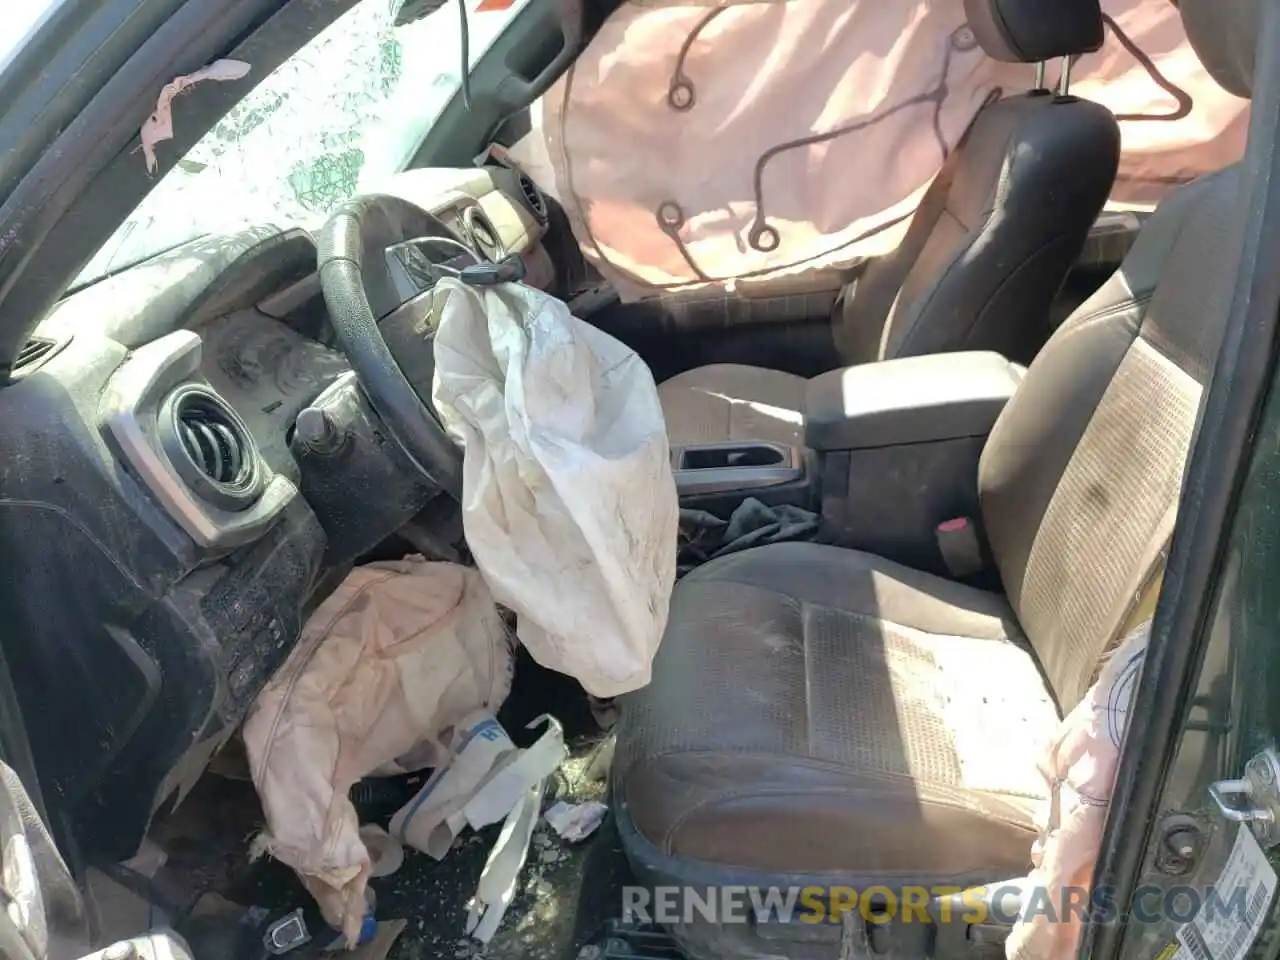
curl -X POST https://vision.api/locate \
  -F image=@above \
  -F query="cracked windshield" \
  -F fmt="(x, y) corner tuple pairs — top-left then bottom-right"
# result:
(76, 0), (526, 285)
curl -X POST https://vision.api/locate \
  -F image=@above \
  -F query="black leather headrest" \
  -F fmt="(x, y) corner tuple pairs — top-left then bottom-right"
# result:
(964, 0), (1105, 63)
(1178, 0), (1259, 99)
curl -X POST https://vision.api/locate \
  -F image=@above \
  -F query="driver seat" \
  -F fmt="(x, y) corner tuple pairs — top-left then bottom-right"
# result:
(612, 0), (1258, 955)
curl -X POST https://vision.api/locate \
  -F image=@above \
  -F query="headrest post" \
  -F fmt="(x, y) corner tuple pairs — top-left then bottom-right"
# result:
(1034, 61), (1046, 90)
(1057, 55), (1073, 96)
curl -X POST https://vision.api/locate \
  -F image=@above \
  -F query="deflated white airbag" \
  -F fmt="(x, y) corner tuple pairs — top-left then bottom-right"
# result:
(431, 278), (679, 698)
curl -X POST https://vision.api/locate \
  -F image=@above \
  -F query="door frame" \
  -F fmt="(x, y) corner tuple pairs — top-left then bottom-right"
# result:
(1084, 13), (1280, 958)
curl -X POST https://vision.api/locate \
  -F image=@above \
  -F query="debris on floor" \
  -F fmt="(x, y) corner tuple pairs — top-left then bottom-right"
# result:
(678, 497), (823, 575)
(390, 715), (566, 862)
(147, 651), (630, 960)
(363, 656), (625, 958)
(242, 559), (513, 945)
(383, 714), (568, 944)
(544, 803), (608, 843)
(466, 779), (545, 943)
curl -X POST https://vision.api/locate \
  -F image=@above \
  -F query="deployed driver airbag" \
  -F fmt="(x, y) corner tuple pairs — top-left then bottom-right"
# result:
(432, 279), (679, 698)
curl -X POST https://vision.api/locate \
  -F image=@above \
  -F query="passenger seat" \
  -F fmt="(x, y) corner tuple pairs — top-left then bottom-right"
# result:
(659, 0), (1121, 448)
(613, 0), (1257, 957)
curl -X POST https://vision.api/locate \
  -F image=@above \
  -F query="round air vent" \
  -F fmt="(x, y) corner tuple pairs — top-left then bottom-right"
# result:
(159, 385), (265, 512)
(9, 335), (68, 379)
(516, 174), (547, 222)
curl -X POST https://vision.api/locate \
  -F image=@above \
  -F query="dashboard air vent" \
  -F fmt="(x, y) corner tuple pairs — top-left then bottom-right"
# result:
(516, 174), (547, 222)
(461, 206), (504, 261)
(160, 385), (264, 512)
(11, 336), (59, 375)
(179, 400), (245, 485)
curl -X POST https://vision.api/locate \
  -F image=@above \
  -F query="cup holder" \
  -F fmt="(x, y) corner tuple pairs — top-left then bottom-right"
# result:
(671, 441), (804, 496)
(679, 444), (786, 470)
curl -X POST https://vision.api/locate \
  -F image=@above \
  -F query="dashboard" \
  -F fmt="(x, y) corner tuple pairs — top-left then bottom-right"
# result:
(0, 166), (552, 861)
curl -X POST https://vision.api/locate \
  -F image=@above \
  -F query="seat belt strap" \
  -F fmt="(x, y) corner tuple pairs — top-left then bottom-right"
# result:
(1120, 560), (1165, 640)
(1116, 499), (1179, 641)
(1090, 501), (1177, 690)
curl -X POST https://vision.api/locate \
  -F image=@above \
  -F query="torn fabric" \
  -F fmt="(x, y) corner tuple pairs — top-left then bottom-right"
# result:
(141, 59), (251, 174)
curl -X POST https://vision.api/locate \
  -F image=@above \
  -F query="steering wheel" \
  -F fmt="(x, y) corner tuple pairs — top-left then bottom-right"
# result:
(316, 194), (465, 498)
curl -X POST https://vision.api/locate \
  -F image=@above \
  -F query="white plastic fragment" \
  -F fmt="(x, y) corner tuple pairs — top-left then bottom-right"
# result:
(462, 715), (566, 826)
(390, 714), (566, 861)
(465, 779), (545, 943)
(121, 839), (168, 879)
(544, 801), (608, 842)
(141, 59), (251, 173)
(385, 715), (568, 945)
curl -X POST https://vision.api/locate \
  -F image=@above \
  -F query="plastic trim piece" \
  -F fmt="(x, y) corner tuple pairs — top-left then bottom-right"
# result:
(670, 441), (805, 496)
(459, 204), (505, 261)
(804, 352), (1024, 451)
(158, 383), (266, 511)
(99, 330), (296, 550)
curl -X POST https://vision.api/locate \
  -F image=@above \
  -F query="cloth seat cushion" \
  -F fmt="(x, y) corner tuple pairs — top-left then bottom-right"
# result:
(658, 363), (806, 447)
(614, 542), (1061, 886)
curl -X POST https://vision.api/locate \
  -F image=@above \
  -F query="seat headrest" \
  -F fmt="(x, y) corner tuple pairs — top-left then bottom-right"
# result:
(963, 0), (1104, 64)
(1178, 0), (1259, 99)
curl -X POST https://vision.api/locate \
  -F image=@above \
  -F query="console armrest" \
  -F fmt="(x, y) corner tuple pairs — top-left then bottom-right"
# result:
(805, 352), (1025, 451)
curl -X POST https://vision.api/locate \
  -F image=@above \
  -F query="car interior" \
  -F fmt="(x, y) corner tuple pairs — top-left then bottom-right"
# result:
(0, 0), (1264, 955)
(656, 0), (1123, 450)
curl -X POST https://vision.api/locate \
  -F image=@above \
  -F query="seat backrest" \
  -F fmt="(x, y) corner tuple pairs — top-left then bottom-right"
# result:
(977, 0), (1259, 710)
(833, 0), (1119, 367)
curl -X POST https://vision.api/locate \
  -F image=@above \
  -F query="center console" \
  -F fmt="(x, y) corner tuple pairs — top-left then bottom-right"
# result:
(805, 351), (1024, 575)
(667, 351), (1025, 578)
